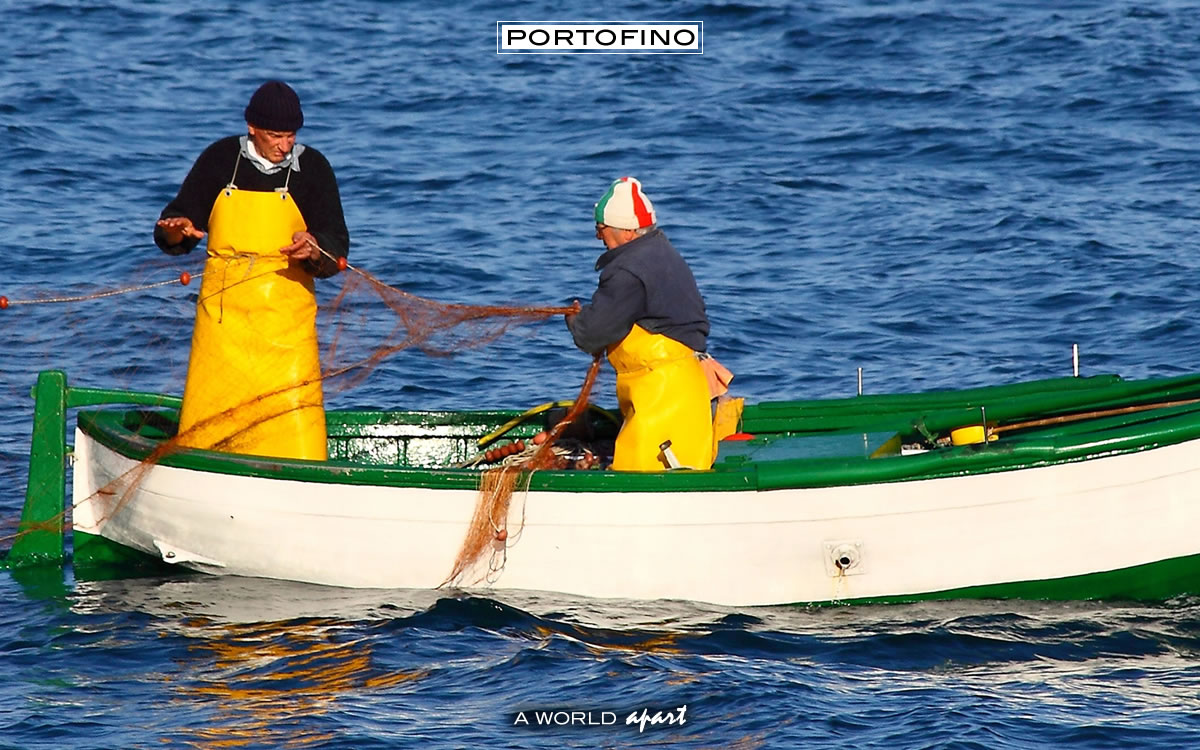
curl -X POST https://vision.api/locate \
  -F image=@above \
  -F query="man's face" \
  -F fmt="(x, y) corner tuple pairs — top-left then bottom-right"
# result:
(596, 223), (630, 250)
(597, 222), (624, 248)
(247, 126), (296, 163)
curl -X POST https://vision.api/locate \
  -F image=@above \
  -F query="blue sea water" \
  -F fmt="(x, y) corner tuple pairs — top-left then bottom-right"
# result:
(4, 0), (1200, 746)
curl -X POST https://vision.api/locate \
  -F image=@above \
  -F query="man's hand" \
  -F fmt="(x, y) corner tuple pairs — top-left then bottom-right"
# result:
(280, 231), (320, 263)
(156, 217), (204, 245)
(564, 299), (581, 327)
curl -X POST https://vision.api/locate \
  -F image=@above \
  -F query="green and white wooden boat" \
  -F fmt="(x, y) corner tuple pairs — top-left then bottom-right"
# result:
(7, 368), (1200, 606)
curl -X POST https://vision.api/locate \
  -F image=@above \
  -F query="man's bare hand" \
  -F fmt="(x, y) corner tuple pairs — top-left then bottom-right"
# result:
(157, 217), (204, 245)
(280, 231), (320, 262)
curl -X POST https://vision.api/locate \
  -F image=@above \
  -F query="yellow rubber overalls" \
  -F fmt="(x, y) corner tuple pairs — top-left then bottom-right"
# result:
(606, 324), (714, 471)
(175, 165), (327, 460)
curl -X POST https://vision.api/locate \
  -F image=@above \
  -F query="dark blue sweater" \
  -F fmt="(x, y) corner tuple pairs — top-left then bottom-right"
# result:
(153, 135), (349, 278)
(567, 228), (709, 356)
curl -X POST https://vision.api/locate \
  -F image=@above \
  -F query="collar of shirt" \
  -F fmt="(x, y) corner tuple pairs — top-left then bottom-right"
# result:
(239, 135), (305, 175)
(595, 227), (662, 271)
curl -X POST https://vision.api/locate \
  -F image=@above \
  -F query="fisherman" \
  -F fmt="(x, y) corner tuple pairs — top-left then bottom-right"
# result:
(566, 177), (723, 471)
(154, 80), (349, 460)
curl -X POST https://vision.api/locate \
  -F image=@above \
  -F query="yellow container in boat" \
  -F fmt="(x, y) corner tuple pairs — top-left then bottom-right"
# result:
(951, 425), (989, 445)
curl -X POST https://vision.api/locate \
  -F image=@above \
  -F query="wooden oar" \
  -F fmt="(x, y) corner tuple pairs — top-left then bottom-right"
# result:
(992, 397), (1200, 435)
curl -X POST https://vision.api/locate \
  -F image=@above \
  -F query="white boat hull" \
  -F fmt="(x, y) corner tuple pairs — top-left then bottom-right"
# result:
(72, 428), (1200, 606)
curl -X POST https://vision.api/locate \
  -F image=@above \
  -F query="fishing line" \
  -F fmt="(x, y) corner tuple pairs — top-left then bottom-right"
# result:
(0, 272), (199, 309)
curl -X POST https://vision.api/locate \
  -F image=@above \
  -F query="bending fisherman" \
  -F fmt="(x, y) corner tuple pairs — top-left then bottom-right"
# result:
(566, 177), (718, 471)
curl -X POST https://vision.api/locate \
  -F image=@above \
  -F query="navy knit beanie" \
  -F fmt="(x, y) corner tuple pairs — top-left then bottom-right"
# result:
(244, 80), (304, 131)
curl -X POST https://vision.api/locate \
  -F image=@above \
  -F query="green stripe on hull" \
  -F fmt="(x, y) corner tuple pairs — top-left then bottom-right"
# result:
(72, 531), (180, 580)
(826, 554), (1200, 606)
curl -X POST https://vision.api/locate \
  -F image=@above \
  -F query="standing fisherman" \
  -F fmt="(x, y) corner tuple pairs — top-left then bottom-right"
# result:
(154, 80), (349, 460)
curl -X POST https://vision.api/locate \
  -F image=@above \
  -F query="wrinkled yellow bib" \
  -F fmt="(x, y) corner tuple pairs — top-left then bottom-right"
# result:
(606, 324), (714, 471)
(176, 186), (327, 460)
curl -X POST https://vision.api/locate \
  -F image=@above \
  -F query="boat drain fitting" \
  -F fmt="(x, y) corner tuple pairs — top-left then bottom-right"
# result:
(823, 541), (866, 577)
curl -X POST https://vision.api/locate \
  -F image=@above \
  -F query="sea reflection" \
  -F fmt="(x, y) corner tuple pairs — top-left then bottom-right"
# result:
(70, 576), (436, 748)
(62, 574), (1200, 747)
(171, 618), (425, 749)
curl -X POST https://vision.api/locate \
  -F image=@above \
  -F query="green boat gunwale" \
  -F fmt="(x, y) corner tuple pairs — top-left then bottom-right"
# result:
(74, 369), (1200, 493)
(77, 408), (755, 492)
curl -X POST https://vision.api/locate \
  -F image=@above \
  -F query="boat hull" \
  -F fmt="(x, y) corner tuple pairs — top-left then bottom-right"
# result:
(72, 427), (1200, 606)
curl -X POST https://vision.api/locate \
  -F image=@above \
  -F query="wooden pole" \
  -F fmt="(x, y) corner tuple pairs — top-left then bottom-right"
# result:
(992, 397), (1200, 435)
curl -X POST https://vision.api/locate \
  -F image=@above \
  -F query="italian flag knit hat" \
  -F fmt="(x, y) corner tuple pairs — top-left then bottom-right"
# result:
(594, 177), (657, 230)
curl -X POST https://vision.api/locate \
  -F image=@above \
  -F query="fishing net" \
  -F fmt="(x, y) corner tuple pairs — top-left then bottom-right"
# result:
(322, 260), (607, 585)
(442, 356), (602, 587)
(322, 263), (581, 389)
(4, 248), (606, 586)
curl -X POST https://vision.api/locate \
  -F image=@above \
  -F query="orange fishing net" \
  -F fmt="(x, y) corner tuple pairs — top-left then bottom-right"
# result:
(321, 263), (580, 391)
(443, 356), (602, 587)
(6, 252), (602, 590)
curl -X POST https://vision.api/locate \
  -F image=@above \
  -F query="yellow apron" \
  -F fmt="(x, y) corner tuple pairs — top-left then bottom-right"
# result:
(606, 324), (714, 471)
(176, 186), (327, 460)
